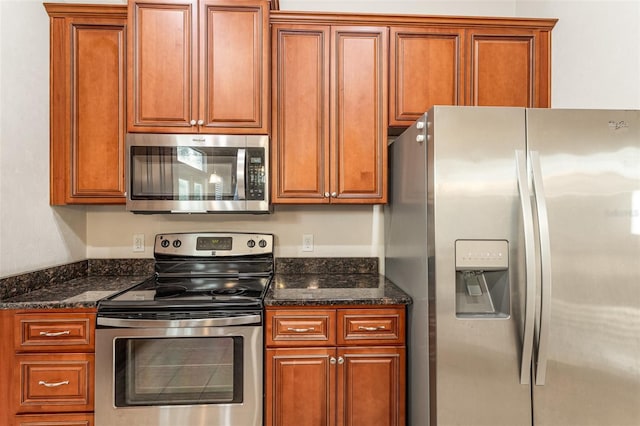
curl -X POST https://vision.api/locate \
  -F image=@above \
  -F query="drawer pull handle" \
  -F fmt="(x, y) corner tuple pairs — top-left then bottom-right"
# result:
(287, 327), (315, 333)
(39, 330), (71, 337)
(38, 380), (70, 388)
(358, 326), (386, 331)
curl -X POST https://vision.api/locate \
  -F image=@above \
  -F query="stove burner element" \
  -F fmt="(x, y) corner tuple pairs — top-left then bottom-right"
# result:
(212, 287), (246, 296)
(153, 283), (253, 300)
(155, 285), (188, 299)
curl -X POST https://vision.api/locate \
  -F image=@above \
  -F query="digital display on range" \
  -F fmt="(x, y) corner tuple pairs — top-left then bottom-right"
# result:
(196, 236), (233, 251)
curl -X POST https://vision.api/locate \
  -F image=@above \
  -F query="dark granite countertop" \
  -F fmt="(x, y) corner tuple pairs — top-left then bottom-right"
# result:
(264, 273), (411, 307)
(266, 258), (411, 307)
(0, 259), (154, 310)
(0, 257), (411, 310)
(0, 275), (150, 309)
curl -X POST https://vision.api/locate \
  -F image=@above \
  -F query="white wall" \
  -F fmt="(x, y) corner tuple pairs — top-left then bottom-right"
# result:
(1, 0), (639, 277)
(0, 0), (87, 277)
(517, 1), (640, 109)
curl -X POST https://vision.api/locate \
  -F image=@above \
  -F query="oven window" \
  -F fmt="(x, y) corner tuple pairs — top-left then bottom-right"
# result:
(113, 337), (243, 406)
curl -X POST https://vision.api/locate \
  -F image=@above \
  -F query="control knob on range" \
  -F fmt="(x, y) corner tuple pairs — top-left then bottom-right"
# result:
(172, 240), (182, 248)
(161, 239), (170, 248)
(258, 239), (267, 248)
(247, 240), (256, 248)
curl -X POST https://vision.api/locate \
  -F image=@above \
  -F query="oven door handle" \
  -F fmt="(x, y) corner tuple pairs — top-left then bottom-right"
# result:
(97, 314), (261, 328)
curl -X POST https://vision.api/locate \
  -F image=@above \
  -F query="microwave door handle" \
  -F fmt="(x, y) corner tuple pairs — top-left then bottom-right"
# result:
(516, 149), (536, 385)
(236, 148), (246, 200)
(530, 150), (552, 386)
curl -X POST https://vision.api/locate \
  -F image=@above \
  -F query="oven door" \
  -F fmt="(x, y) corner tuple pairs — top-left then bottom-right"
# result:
(95, 316), (262, 426)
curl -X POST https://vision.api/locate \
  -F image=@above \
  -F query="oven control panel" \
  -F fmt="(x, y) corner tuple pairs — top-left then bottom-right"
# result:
(155, 232), (273, 257)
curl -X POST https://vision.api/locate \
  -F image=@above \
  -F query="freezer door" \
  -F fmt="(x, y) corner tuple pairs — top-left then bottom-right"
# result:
(385, 113), (430, 426)
(429, 106), (532, 426)
(527, 109), (640, 426)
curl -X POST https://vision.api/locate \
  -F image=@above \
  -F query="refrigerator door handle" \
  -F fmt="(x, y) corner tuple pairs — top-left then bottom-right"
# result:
(530, 150), (552, 385)
(516, 150), (536, 385)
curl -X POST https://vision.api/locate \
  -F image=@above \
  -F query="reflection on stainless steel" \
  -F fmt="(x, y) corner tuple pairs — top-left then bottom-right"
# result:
(385, 106), (640, 426)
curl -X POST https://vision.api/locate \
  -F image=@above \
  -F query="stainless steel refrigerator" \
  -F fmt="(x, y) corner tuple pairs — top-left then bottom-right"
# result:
(385, 106), (640, 426)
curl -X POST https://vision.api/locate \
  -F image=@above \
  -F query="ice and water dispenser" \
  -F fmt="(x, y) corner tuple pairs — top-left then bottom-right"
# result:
(455, 240), (510, 318)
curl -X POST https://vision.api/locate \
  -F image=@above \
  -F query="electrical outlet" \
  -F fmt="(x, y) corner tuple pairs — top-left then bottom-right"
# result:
(302, 234), (314, 252)
(133, 234), (145, 252)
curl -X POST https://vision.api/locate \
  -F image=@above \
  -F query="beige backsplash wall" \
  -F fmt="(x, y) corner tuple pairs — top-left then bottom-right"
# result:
(86, 205), (385, 272)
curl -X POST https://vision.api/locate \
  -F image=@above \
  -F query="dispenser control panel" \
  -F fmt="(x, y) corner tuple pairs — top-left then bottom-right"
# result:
(455, 240), (509, 271)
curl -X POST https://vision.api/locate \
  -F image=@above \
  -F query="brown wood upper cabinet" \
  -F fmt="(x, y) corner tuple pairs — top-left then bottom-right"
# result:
(127, 0), (269, 134)
(389, 17), (556, 128)
(46, 4), (127, 205)
(271, 22), (388, 204)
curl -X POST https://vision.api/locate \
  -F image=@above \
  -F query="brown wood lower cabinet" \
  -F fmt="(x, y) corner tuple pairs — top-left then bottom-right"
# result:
(265, 307), (406, 426)
(1, 309), (96, 426)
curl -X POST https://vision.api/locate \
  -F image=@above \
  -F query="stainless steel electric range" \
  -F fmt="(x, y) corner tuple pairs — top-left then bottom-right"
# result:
(95, 232), (273, 426)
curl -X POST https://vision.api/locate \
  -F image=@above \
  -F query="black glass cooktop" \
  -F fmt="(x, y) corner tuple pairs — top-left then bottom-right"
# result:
(99, 276), (271, 311)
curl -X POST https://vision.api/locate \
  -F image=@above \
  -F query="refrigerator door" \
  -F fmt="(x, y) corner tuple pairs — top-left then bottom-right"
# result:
(428, 106), (532, 426)
(527, 109), (640, 426)
(385, 113), (430, 426)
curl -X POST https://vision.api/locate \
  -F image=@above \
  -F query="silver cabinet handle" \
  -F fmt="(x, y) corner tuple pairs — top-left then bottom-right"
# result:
(516, 150), (536, 385)
(530, 150), (552, 386)
(330, 357), (337, 365)
(190, 119), (196, 125)
(358, 325), (385, 331)
(324, 192), (330, 198)
(287, 327), (315, 332)
(39, 330), (70, 337)
(38, 380), (69, 388)
(197, 119), (204, 125)
(331, 192), (337, 197)
(337, 356), (344, 365)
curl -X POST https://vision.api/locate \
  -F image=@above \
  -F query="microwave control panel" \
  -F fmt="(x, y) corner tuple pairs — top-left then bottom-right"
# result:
(247, 149), (265, 200)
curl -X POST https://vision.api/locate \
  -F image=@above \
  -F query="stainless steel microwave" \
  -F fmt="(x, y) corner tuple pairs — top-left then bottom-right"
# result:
(125, 134), (269, 213)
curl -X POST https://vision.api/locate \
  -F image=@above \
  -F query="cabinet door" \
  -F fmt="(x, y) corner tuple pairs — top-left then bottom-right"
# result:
(331, 26), (388, 204)
(466, 27), (549, 108)
(336, 347), (406, 426)
(271, 25), (331, 203)
(265, 348), (336, 426)
(200, 0), (268, 133)
(47, 5), (126, 204)
(389, 26), (463, 127)
(128, 0), (198, 132)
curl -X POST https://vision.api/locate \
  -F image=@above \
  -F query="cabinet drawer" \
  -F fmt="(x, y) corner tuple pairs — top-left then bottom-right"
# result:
(14, 313), (95, 352)
(14, 354), (94, 413)
(338, 308), (405, 345)
(14, 413), (93, 426)
(266, 310), (336, 347)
